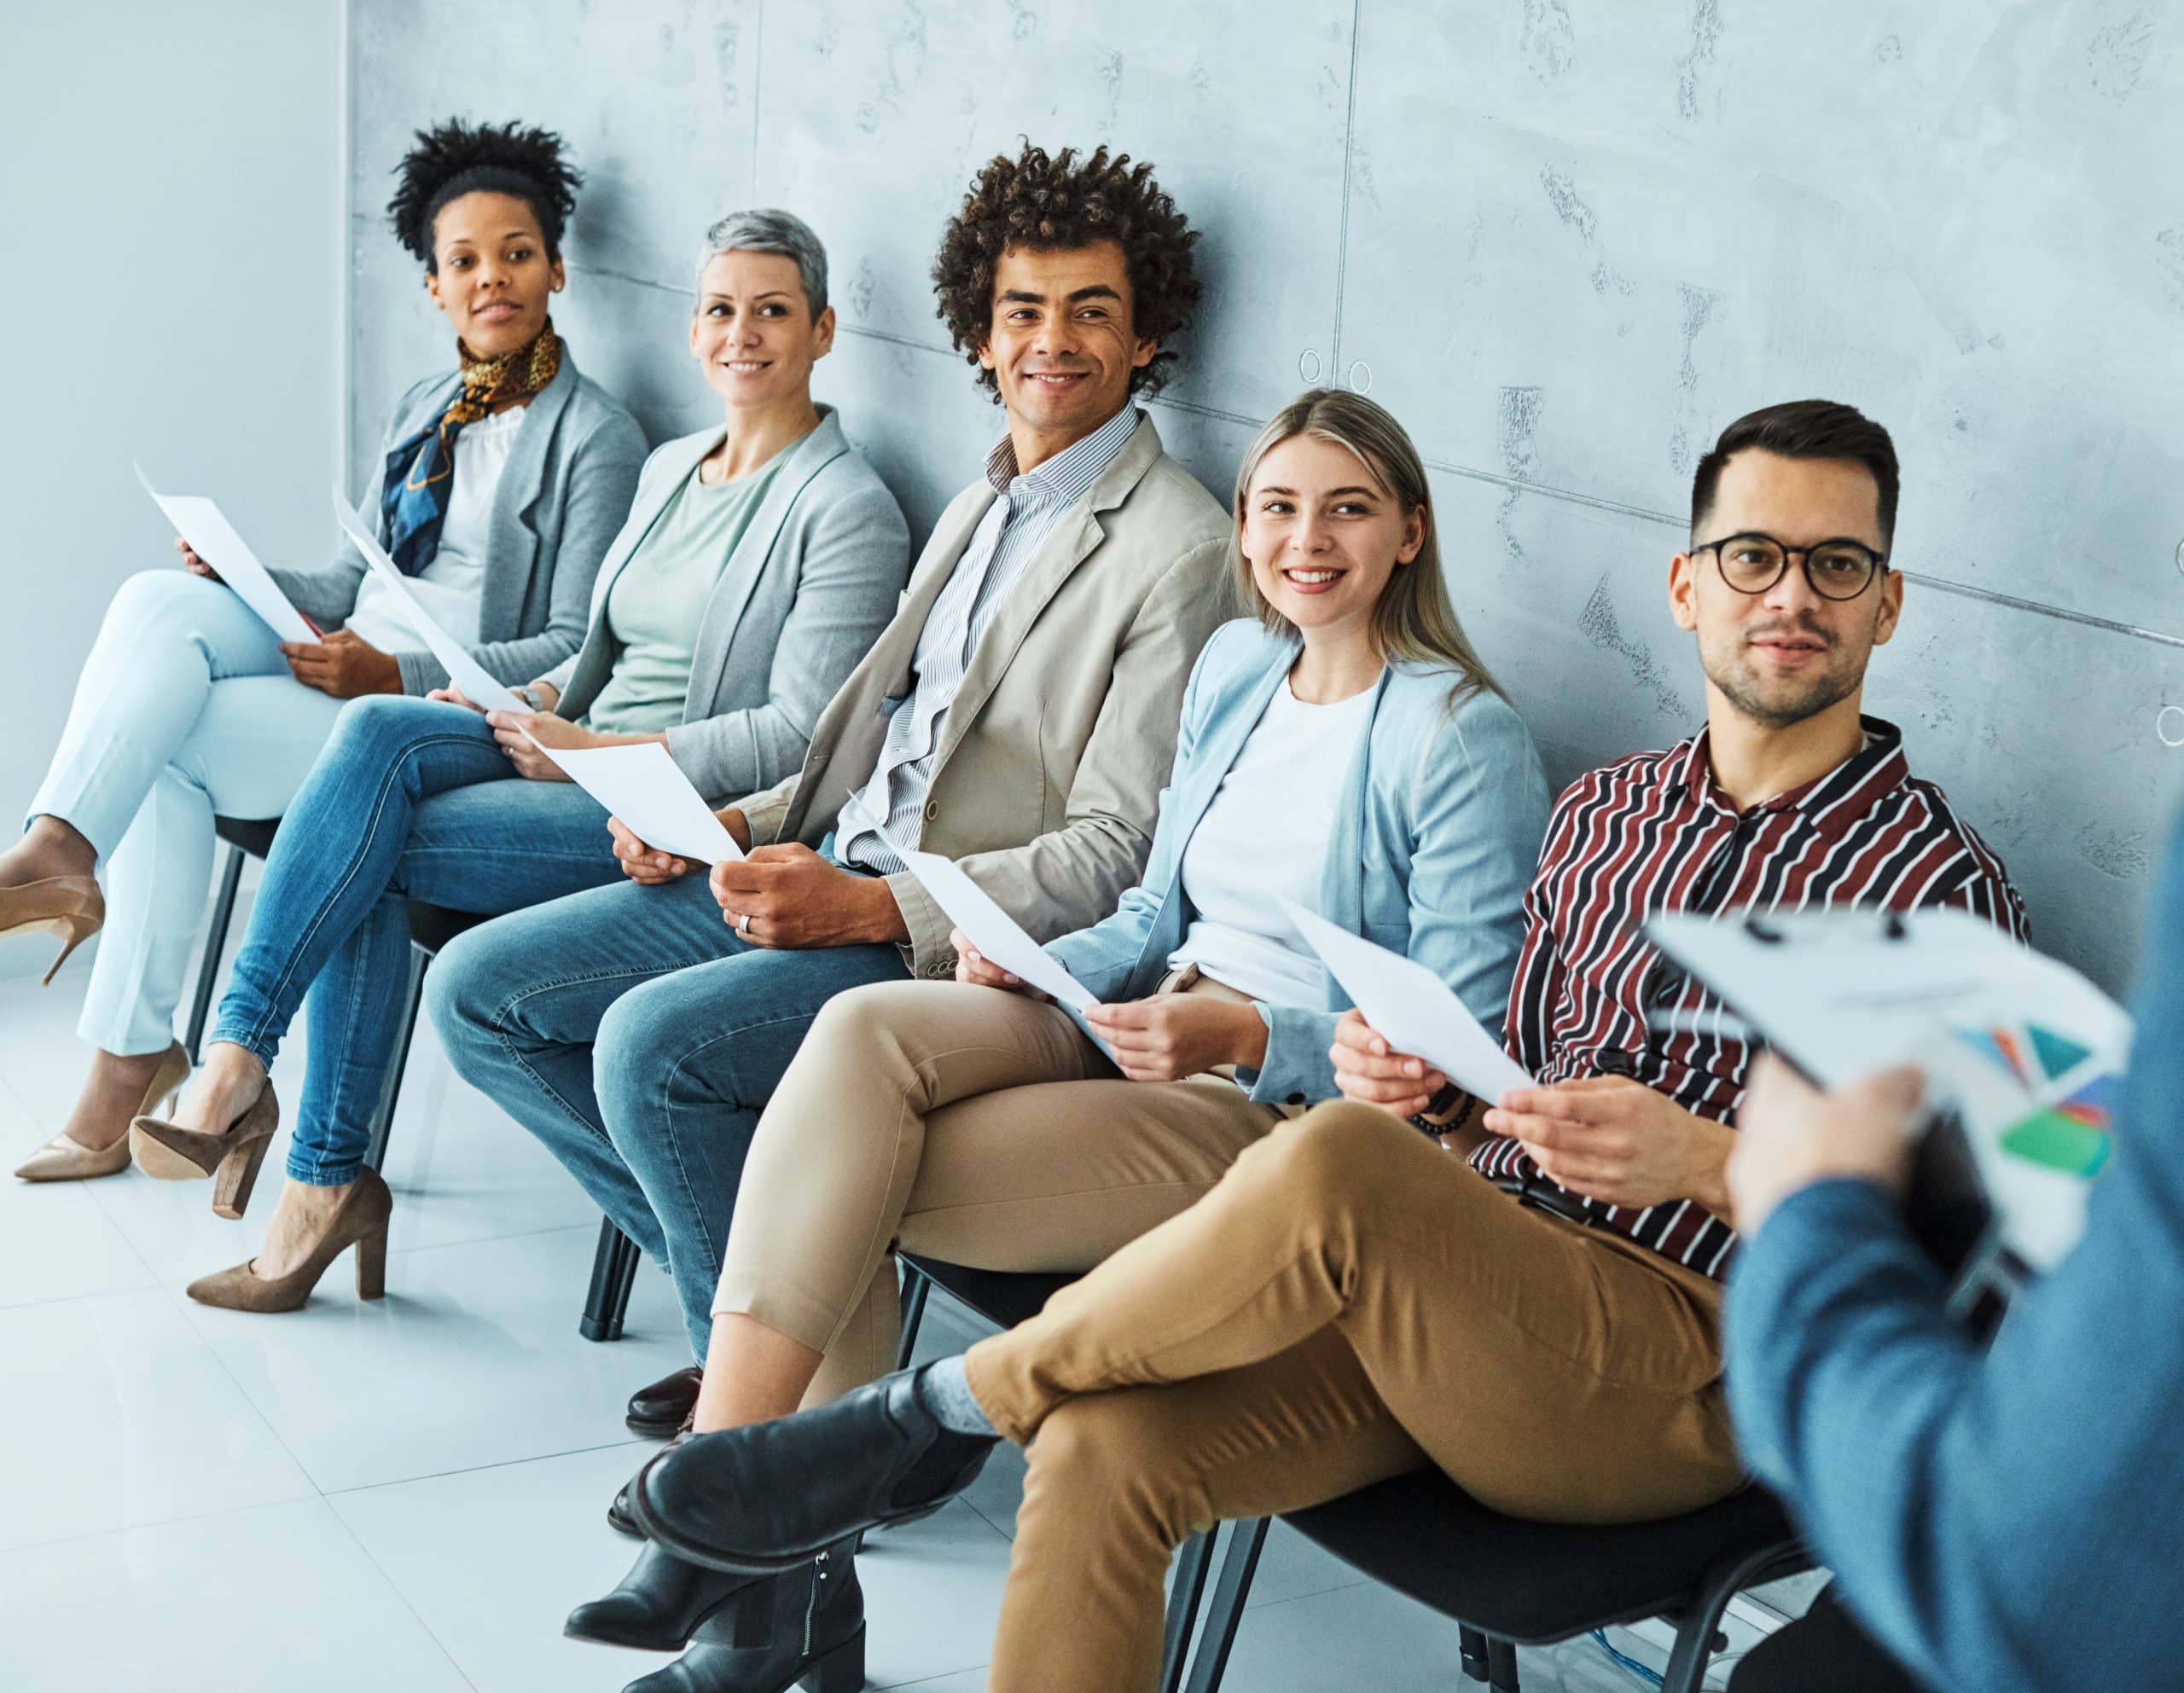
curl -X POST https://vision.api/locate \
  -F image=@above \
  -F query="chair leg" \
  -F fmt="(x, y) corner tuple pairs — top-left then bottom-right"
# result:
(895, 1261), (932, 1371)
(364, 943), (431, 1173)
(1459, 1625), (1491, 1684)
(1159, 1530), (1216, 1693)
(1657, 1539), (1807, 1693)
(1178, 1517), (1269, 1693)
(184, 844), (246, 1064)
(580, 1218), (641, 1342)
(1486, 1636), (1521, 1692)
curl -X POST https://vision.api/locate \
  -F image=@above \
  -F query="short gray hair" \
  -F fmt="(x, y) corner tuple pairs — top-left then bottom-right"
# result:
(695, 208), (828, 316)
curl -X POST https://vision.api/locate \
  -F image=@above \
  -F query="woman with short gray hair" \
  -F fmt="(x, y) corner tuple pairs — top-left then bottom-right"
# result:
(125, 207), (913, 1314)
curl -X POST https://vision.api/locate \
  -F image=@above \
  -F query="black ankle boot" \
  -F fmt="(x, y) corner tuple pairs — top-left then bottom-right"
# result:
(621, 1543), (865, 1693)
(566, 1540), (778, 1652)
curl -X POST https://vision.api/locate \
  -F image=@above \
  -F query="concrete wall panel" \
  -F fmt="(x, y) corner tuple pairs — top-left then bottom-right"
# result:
(348, 0), (2184, 993)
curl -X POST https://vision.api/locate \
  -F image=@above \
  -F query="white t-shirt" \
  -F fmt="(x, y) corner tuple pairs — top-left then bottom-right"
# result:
(1166, 676), (1379, 1006)
(346, 403), (526, 652)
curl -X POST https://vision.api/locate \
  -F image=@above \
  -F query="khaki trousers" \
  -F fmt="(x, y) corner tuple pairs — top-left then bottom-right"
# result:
(712, 975), (1281, 1406)
(963, 1103), (1745, 1693)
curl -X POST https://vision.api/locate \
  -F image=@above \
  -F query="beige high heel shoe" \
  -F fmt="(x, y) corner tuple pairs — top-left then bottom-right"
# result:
(185, 1168), (392, 1313)
(130, 1083), (281, 1219)
(0, 874), (104, 985)
(13, 1041), (191, 1182)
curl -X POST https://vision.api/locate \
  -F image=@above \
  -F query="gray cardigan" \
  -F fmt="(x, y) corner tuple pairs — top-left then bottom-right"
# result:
(271, 352), (648, 694)
(543, 408), (912, 803)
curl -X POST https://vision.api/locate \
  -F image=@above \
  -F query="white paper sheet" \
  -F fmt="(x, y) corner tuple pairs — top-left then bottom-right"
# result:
(900, 849), (1099, 1011)
(1645, 909), (2133, 1274)
(135, 464), (317, 644)
(1282, 901), (1536, 1103)
(527, 739), (744, 864)
(328, 489), (526, 712)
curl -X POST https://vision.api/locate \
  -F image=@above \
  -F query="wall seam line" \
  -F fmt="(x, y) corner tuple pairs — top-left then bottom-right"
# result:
(1327, 0), (1363, 378)
(750, 0), (764, 198)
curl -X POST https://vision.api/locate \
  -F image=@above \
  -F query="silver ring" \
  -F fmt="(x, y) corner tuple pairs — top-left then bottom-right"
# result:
(737, 912), (752, 934)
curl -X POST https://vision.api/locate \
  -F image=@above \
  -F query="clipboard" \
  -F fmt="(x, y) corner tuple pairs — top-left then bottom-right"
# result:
(1643, 907), (2131, 1323)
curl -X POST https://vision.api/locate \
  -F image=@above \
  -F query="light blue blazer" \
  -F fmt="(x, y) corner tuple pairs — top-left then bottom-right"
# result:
(1046, 617), (1551, 1108)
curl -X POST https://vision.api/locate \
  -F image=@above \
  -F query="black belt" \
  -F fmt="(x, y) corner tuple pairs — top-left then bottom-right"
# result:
(1490, 1171), (1596, 1227)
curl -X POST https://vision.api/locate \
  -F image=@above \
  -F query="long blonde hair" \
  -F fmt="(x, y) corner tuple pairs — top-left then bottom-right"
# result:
(1231, 388), (1502, 705)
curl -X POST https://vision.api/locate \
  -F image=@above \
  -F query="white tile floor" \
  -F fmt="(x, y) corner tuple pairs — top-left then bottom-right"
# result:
(1, 931), (1794, 1691)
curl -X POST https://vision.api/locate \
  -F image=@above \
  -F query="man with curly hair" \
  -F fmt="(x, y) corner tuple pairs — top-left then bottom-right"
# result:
(431, 141), (1232, 1448)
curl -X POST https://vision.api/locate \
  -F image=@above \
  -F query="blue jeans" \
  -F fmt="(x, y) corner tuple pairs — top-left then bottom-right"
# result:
(209, 695), (624, 1186)
(424, 871), (909, 1355)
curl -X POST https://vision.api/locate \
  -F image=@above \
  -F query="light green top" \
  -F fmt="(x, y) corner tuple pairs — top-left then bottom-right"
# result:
(583, 451), (789, 733)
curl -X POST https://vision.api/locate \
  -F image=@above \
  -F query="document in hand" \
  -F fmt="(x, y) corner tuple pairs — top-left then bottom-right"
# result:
(1281, 901), (1533, 1105)
(328, 489), (526, 712)
(525, 739), (744, 864)
(898, 850), (1098, 1011)
(135, 465), (316, 644)
(1645, 908), (2131, 1280)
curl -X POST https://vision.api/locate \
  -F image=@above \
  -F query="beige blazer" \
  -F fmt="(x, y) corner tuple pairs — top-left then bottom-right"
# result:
(738, 412), (1234, 977)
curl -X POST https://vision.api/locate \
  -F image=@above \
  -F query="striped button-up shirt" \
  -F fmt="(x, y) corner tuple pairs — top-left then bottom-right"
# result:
(1472, 716), (2028, 1280)
(837, 403), (1142, 873)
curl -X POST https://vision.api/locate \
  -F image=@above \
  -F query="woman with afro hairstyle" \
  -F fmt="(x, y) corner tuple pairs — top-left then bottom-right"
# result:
(139, 207), (910, 1313)
(9, 119), (645, 1186)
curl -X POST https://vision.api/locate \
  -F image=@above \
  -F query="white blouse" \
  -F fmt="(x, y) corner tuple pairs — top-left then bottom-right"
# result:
(346, 403), (525, 652)
(1165, 676), (1378, 1006)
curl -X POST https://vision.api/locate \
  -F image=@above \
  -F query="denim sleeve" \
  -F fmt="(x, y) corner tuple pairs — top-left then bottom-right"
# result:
(1728, 802), (2184, 1693)
(1728, 1157), (2184, 1693)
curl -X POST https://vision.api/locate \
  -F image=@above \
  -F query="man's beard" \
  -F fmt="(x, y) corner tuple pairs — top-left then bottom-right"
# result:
(1701, 620), (1866, 732)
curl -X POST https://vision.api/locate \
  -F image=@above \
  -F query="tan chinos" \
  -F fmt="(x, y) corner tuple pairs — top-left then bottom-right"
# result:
(712, 972), (1284, 1406)
(960, 1103), (1748, 1693)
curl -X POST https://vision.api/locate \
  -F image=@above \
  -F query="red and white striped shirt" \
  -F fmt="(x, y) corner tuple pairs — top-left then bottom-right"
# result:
(1471, 716), (2028, 1279)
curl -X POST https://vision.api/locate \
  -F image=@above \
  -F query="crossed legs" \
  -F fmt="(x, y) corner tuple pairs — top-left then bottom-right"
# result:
(956, 1104), (1746, 1692)
(696, 978), (1281, 1429)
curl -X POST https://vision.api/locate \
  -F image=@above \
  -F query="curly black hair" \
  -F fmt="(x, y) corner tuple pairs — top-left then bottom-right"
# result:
(386, 119), (582, 271)
(931, 142), (1200, 400)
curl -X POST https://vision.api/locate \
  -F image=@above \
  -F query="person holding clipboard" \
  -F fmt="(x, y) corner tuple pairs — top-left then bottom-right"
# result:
(560, 390), (1550, 1693)
(8, 119), (643, 1184)
(129, 208), (909, 1314)
(601, 400), (2028, 1693)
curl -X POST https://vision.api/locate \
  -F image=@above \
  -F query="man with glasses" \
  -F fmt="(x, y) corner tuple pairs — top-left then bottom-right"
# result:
(1449, 397), (2028, 1270)
(596, 403), (2028, 1688)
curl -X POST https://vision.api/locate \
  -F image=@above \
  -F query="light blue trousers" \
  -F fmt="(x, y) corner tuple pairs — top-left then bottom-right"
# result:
(29, 571), (346, 1054)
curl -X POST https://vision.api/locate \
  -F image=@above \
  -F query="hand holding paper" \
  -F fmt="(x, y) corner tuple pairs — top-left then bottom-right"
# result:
(136, 464), (316, 644)
(900, 850), (1098, 1012)
(1282, 901), (1533, 1104)
(526, 739), (744, 865)
(328, 489), (526, 712)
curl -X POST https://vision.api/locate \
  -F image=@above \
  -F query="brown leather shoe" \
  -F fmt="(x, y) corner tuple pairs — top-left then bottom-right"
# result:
(628, 1364), (704, 1436)
(14, 1041), (189, 1182)
(185, 1168), (392, 1313)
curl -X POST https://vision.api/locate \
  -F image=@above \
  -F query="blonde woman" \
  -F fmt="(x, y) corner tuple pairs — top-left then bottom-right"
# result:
(567, 389), (1551, 1693)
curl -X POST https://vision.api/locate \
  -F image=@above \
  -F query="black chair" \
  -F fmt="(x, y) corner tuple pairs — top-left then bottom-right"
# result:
(894, 1255), (1219, 1693)
(1728, 1583), (1918, 1693)
(896, 1255), (1809, 1693)
(397, 902), (642, 1343)
(183, 815), (282, 1063)
(184, 845), (639, 1343)
(1181, 1465), (1806, 1693)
